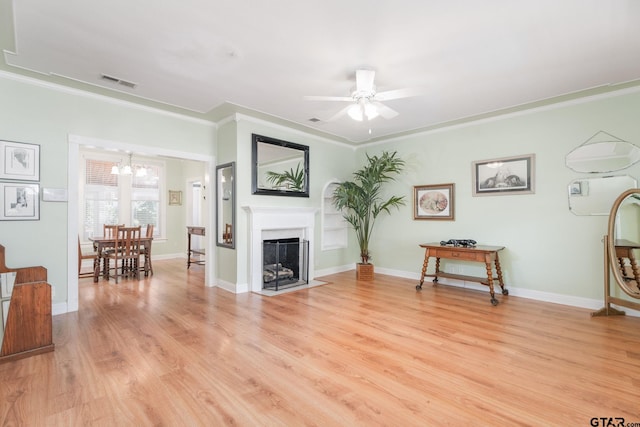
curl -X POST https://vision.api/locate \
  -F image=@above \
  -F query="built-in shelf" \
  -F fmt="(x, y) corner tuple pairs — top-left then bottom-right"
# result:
(322, 182), (347, 250)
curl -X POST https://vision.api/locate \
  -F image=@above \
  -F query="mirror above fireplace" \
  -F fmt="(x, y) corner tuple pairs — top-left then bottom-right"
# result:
(251, 134), (309, 197)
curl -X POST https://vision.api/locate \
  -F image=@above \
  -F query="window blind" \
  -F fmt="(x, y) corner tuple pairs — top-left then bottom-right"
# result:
(131, 164), (160, 236)
(83, 159), (119, 240)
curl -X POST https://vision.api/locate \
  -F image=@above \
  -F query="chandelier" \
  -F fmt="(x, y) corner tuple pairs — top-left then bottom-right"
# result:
(111, 153), (148, 177)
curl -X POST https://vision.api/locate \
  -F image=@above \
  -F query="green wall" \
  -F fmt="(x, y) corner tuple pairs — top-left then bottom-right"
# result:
(2, 69), (640, 313)
(219, 117), (356, 289)
(214, 120), (238, 286)
(0, 73), (215, 307)
(364, 90), (640, 303)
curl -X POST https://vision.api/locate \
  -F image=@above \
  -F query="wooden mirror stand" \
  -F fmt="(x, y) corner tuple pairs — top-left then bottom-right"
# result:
(592, 189), (640, 316)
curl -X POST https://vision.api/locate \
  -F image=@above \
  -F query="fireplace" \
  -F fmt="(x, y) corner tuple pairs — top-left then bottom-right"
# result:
(262, 238), (309, 291)
(243, 206), (317, 292)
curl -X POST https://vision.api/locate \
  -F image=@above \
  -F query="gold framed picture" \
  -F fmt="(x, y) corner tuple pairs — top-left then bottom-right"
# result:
(168, 190), (182, 206)
(413, 183), (455, 220)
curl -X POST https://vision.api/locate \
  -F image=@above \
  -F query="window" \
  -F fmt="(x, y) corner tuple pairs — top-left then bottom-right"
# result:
(131, 165), (160, 236)
(83, 159), (119, 240)
(80, 152), (164, 240)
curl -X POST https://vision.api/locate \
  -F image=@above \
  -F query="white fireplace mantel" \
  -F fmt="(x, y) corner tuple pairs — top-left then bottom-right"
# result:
(243, 206), (318, 292)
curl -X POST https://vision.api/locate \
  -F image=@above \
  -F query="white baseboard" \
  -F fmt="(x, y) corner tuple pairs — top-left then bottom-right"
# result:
(152, 253), (186, 261)
(52, 302), (68, 316)
(216, 278), (248, 294)
(71, 260), (640, 318)
(314, 264), (354, 278)
(375, 266), (640, 317)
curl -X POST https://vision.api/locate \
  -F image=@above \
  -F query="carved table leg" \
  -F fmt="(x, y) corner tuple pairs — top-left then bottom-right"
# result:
(104, 259), (109, 279)
(617, 256), (627, 280)
(629, 251), (640, 286)
(433, 257), (441, 284)
(93, 255), (100, 283)
(416, 248), (430, 290)
(485, 259), (498, 305)
(144, 247), (150, 277)
(494, 253), (508, 295)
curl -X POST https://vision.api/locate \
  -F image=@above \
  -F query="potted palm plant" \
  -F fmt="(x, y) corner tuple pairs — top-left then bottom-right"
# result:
(332, 151), (405, 280)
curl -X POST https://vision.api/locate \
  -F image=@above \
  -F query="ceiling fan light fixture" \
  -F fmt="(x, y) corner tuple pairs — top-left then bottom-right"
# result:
(348, 100), (379, 122)
(364, 103), (379, 120)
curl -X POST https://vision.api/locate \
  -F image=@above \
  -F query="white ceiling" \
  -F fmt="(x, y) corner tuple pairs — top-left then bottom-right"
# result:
(3, 0), (640, 144)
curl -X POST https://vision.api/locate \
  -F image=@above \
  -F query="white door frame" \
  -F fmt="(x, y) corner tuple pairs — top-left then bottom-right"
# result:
(66, 134), (215, 313)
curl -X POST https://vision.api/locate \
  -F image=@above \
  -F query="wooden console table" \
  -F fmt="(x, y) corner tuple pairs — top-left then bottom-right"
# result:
(417, 242), (508, 305)
(187, 226), (205, 268)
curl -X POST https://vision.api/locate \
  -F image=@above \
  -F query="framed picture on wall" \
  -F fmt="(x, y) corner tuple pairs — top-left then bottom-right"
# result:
(472, 154), (535, 196)
(0, 182), (40, 220)
(169, 190), (182, 206)
(0, 140), (40, 181)
(413, 183), (455, 220)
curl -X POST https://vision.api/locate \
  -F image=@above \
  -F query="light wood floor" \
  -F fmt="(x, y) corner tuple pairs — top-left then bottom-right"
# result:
(1, 258), (639, 426)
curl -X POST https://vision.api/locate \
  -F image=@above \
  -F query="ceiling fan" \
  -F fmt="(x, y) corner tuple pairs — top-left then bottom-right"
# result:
(305, 69), (419, 122)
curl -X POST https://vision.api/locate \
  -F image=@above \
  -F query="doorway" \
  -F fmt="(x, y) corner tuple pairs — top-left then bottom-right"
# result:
(187, 180), (205, 252)
(66, 135), (215, 314)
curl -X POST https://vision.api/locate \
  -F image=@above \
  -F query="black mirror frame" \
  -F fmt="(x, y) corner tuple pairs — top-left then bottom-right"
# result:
(216, 161), (235, 249)
(251, 133), (310, 197)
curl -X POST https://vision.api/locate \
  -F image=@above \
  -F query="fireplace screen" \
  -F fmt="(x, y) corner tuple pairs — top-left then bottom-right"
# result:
(262, 238), (309, 291)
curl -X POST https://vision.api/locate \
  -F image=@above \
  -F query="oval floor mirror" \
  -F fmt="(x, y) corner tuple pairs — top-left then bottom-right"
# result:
(593, 188), (640, 316)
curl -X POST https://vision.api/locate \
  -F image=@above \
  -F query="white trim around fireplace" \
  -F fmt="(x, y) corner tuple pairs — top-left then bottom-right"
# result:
(243, 206), (318, 292)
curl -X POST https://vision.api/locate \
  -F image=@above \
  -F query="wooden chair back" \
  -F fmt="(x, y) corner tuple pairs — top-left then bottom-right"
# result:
(106, 226), (141, 283)
(224, 223), (232, 244)
(104, 224), (124, 238)
(115, 226), (141, 258)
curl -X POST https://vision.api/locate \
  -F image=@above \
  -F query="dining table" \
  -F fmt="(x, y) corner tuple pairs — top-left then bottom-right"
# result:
(88, 236), (153, 282)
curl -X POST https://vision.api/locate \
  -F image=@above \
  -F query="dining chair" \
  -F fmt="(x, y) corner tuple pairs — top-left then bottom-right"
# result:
(223, 223), (232, 244)
(78, 236), (98, 279)
(105, 226), (142, 283)
(103, 224), (124, 237)
(140, 224), (154, 276)
(102, 223), (125, 257)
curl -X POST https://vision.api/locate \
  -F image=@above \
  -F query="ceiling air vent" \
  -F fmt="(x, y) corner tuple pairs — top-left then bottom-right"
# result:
(100, 73), (137, 89)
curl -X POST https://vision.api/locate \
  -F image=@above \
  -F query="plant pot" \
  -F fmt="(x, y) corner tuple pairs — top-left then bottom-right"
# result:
(356, 263), (374, 281)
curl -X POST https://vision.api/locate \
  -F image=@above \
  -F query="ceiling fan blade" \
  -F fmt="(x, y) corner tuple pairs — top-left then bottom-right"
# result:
(373, 102), (399, 119)
(327, 105), (353, 121)
(355, 69), (375, 93)
(304, 95), (353, 102)
(375, 87), (422, 101)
